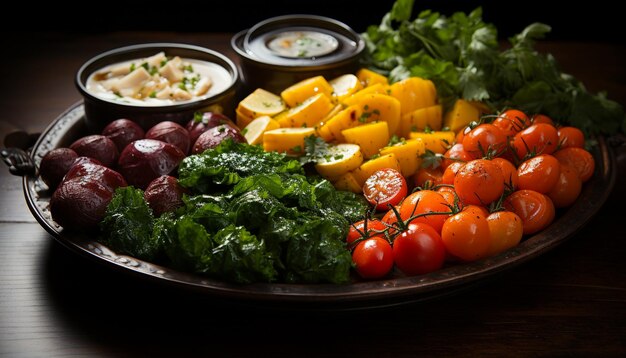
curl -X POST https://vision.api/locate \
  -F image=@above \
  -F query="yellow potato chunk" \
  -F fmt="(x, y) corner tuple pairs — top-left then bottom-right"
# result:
(342, 83), (390, 107)
(342, 121), (390, 158)
(352, 153), (401, 187)
(389, 77), (437, 117)
(236, 107), (255, 129)
(263, 127), (316, 155)
(379, 138), (426, 177)
(398, 104), (443, 138)
(330, 74), (363, 102)
(277, 93), (334, 128)
(408, 131), (455, 154)
(443, 99), (481, 133)
(332, 171), (362, 193)
(280, 76), (333, 108)
(317, 105), (360, 142)
(242, 116), (280, 145)
(237, 88), (286, 119)
(314, 143), (363, 180)
(356, 68), (389, 87)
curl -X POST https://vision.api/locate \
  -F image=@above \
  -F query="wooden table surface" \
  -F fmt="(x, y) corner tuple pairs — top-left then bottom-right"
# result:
(1, 32), (625, 357)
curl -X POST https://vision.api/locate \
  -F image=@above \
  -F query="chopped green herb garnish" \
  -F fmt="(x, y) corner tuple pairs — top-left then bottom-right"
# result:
(291, 145), (302, 153)
(193, 112), (203, 123)
(149, 91), (157, 98)
(130, 63), (136, 72)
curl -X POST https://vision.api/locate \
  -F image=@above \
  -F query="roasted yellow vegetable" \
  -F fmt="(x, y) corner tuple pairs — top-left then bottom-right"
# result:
(352, 153), (401, 187)
(356, 68), (389, 87)
(314, 143), (363, 180)
(332, 171), (362, 193)
(389, 77), (437, 116)
(263, 127), (316, 155)
(342, 83), (390, 106)
(443, 99), (481, 132)
(236, 107), (255, 129)
(329, 74), (363, 102)
(379, 138), (425, 177)
(408, 131), (455, 154)
(317, 105), (359, 142)
(237, 88), (286, 120)
(341, 121), (390, 158)
(276, 93), (334, 128)
(398, 104), (443, 137)
(280, 76), (333, 108)
(242, 116), (280, 145)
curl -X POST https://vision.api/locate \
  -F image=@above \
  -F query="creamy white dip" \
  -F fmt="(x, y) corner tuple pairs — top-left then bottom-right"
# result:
(86, 52), (231, 106)
(267, 31), (339, 58)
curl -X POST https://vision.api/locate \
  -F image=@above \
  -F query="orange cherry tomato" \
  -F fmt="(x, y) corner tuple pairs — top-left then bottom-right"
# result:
(493, 109), (529, 137)
(441, 205), (491, 262)
(442, 143), (472, 169)
(442, 161), (464, 185)
(453, 159), (505, 206)
(352, 236), (394, 279)
(363, 168), (408, 211)
(436, 186), (460, 208)
(486, 211), (524, 256)
(346, 219), (387, 246)
(413, 167), (443, 188)
(517, 154), (561, 194)
(547, 163), (582, 208)
(393, 222), (446, 275)
(531, 114), (555, 126)
(462, 123), (507, 158)
(557, 126), (585, 149)
(510, 123), (559, 159)
(504, 189), (555, 235)
(553, 147), (595, 182)
(491, 157), (518, 190)
(399, 190), (451, 233)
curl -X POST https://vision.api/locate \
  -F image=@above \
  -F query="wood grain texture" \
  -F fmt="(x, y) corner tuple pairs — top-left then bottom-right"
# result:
(1, 32), (625, 357)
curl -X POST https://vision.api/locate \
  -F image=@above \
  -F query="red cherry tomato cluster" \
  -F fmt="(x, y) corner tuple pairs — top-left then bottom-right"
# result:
(349, 110), (596, 279)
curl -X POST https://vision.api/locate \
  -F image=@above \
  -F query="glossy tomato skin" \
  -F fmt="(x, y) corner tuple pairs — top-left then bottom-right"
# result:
(510, 123), (559, 160)
(491, 157), (518, 190)
(462, 123), (507, 158)
(557, 126), (585, 149)
(486, 211), (524, 256)
(442, 143), (472, 170)
(393, 222), (446, 275)
(347, 219), (387, 246)
(363, 168), (408, 211)
(531, 114), (555, 126)
(442, 161), (464, 185)
(493, 109), (529, 137)
(504, 189), (555, 235)
(352, 236), (394, 279)
(399, 190), (451, 233)
(553, 147), (595, 182)
(547, 163), (582, 208)
(441, 205), (491, 262)
(413, 167), (443, 188)
(517, 154), (561, 194)
(454, 159), (504, 206)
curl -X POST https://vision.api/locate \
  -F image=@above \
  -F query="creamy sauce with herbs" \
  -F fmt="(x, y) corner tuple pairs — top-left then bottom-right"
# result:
(86, 52), (231, 106)
(267, 31), (338, 58)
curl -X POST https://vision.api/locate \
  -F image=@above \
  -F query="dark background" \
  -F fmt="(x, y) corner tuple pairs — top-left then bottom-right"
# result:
(12, 0), (625, 43)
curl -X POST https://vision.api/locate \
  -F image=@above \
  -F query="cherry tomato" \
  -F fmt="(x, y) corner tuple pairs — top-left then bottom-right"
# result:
(442, 161), (464, 185)
(517, 154), (560, 194)
(510, 123), (559, 160)
(486, 211), (523, 256)
(436, 186), (460, 208)
(455, 126), (471, 144)
(381, 206), (401, 236)
(413, 167), (443, 188)
(557, 126), (585, 149)
(352, 236), (394, 279)
(399, 190), (451, 233)
(493, 109), (529, 137)
(454, 159), (504, 206)
(441, 205), (491, 262)
(504, 189), (555, 235)
(363, 168), (408, 211)
(491, 157), (518, 190)
(442, 143), (472, 169)
(462, 123), (507, 158)
(393, 222), (446, 275)
(531, 114), (555, 126)
(547, 163), (582, 208)
(553, 147), (595, 182)
(347, 219), (387, 246)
